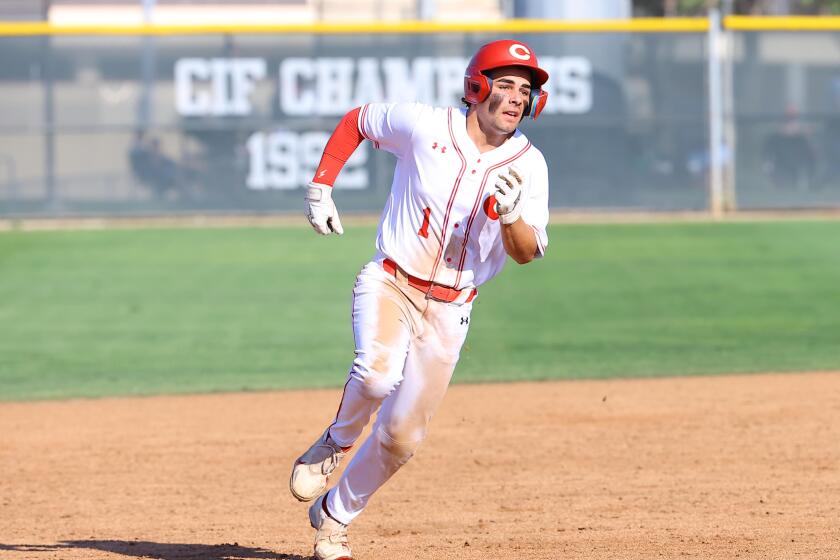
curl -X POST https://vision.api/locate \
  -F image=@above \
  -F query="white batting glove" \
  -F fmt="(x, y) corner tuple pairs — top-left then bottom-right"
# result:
(494, 165), (526, 225)
(305, 182), (344, 236)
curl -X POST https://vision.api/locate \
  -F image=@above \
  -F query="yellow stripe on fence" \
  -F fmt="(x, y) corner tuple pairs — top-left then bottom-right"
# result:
(0, 18), (709, 36)
(725, 15), (840, 31)
(3, 17), (838, 37)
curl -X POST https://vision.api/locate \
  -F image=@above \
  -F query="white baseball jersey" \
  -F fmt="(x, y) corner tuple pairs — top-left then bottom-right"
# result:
(358, 102), (550, 290)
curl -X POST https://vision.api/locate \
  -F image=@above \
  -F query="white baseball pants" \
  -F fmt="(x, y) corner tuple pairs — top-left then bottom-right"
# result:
(324, 258), (473, 525)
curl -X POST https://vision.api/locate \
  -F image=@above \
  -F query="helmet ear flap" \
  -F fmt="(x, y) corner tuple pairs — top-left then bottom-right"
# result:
(528, 89), (548, 120)
(463, 74), (493, 104)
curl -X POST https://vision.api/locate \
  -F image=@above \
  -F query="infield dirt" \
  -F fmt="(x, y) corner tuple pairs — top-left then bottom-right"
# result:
(1, 372), (838, 559)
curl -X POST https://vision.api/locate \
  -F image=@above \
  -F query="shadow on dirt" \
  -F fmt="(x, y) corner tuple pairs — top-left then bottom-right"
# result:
(0, 540), (310, 559)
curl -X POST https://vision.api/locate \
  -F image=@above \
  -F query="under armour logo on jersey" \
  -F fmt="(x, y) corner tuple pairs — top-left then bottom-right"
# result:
(460, 317), (469, 325)
(431, 142), (447, 154)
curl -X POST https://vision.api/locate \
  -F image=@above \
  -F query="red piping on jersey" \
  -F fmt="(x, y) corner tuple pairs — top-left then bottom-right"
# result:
(311, 106), (364, 187)
(359, 104), (370, 139)
(428, 108), (468, 285)
(358, 104), (380, 150)
(454, 141), (532, 286)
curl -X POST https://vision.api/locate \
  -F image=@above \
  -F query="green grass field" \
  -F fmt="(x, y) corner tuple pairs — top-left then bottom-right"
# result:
(1, 220), (839, 401)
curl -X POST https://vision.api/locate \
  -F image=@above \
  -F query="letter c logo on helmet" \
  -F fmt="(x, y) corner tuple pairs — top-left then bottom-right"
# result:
(508, 44), (531, 61)
(463, 39), (550, 120)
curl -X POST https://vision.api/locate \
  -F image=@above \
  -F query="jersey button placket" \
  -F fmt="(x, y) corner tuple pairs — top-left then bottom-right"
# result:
(469, 157), (485, 181)
(447, 223), (461, 264)
(446, 222), (463, 263)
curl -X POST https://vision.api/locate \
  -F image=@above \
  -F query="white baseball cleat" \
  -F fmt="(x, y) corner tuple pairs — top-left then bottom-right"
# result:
(290, 428), (348, 502)
(309, 493), (353, 560)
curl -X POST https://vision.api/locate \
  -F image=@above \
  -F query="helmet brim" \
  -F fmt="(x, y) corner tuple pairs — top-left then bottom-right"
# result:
(482, 64), (549, 90)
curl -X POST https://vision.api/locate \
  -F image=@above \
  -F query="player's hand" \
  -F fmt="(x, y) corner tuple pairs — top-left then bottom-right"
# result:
(305, 182), (344, 236)
(494, 165), (526, 225)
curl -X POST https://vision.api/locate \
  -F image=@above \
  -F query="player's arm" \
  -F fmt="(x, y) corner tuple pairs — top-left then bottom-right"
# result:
(494, 165), (540, 264)
(499, 218), (539, 264)
(305, 107), (366, 235)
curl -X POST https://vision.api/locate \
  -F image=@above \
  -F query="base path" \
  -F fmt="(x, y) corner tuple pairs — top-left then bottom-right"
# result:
(1, 372), (838, 559)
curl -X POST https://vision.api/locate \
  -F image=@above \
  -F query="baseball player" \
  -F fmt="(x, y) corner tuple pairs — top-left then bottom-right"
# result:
(290, 39), (550, 560)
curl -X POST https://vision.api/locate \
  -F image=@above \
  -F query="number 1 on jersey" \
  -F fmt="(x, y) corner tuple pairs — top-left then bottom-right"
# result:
(418, 207), (431, 238)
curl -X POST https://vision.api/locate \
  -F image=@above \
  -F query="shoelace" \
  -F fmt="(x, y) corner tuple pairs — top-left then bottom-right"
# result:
(318, 443), (341, 476)
(327, 522), (349, 545)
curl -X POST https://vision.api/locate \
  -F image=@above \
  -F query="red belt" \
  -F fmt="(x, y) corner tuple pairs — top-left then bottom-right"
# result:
(382, 258), (477, 304)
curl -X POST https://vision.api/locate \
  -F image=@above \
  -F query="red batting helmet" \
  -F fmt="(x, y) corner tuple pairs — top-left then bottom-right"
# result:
(463, 39), (550, 120)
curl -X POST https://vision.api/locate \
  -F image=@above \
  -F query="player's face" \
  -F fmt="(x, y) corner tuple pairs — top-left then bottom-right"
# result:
(476, 66), (533, 135)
